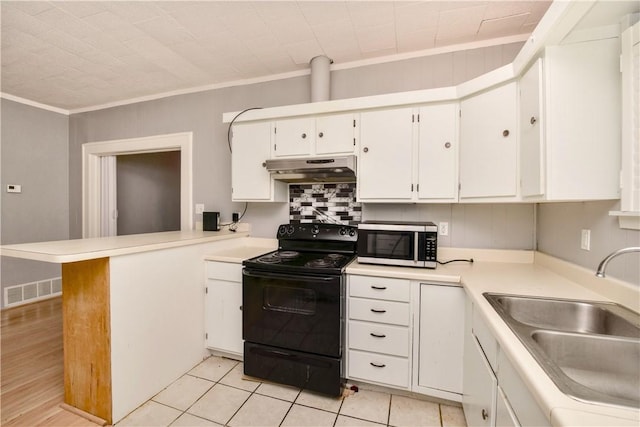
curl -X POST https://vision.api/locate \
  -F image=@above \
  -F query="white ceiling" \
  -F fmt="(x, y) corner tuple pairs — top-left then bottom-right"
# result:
(1, 1), (553, 111)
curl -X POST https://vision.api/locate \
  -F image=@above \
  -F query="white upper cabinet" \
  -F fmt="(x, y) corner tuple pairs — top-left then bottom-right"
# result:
(358, 104), (458, 203)
(417, 103), (459, 201)
(273, 113), (356, 158)
(519, 37), (621, 201)
(459, 82), (518, 200)
(231, 121), (286, 202)
(358, 108), (414, 201)
(519, 59), (545, 198)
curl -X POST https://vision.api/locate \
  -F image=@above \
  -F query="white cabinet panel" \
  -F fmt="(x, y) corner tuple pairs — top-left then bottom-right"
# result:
(459, 82), (518, 199)
(231, 121), (286, 202)
(315, 114), (356, 155)
(348, 320), (410, 357)
(463, 334), (497, 427)
(417, 103), (459, 200)
(418, 284), (464, 394)
(348, 349), (410, 388)
(349, 275), (411, 302)
(519, 59), (545, 198)
(205, 278), (243, 356)
(273, 114), (355, 157)
(358, 108), (414, 200)
(349, 297), (410, 326)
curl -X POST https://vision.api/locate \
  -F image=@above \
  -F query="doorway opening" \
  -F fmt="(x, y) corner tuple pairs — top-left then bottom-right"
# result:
(82, 132), (193, 238)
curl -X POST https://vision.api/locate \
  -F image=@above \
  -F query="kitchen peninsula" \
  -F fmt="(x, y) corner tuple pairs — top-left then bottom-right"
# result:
(0, 228), (258, 424)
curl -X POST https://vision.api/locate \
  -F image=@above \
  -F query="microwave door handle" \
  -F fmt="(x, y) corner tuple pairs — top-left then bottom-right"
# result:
(414, 232), (419, 262)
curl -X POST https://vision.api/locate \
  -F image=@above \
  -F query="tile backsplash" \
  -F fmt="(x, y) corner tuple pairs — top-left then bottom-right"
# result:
(289, 183), (361, 225)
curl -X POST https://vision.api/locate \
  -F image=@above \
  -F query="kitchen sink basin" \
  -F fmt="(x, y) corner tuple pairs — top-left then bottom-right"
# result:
(531, 330), (640, 408)
(483, 293), (640, 409)
(487, 294), (640, 338)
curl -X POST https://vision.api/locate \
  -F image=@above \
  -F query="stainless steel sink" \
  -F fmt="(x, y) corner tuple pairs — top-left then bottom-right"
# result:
(484, 293), (640, 409)
(488, 294), (640, 338)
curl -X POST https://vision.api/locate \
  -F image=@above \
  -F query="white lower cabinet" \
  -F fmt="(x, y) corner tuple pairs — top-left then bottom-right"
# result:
(416, 283), (464, 398)
(204, 261), (243, 358)
(463, 294), (550, 427)
(346, 275), (464, 402)
(346, 275), (412, 389)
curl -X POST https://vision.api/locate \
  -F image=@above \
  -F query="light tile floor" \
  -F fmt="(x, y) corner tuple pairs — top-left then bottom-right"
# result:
(116, 356), (467, 427)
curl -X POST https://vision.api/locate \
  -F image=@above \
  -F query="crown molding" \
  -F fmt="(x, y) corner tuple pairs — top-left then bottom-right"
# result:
(1, 92), (70, 115)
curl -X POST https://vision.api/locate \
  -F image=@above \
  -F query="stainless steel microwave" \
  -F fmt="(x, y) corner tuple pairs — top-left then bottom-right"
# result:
(357, 221), (438, 268)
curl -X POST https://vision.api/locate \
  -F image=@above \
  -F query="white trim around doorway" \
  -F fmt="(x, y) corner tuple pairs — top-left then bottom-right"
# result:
(82, 132), (193, 238)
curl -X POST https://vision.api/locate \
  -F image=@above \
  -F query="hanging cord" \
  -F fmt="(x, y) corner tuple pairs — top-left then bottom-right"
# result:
(223, 107), (262, 230)
(437, 258), (474, 265)
(227, 107), (263, 153)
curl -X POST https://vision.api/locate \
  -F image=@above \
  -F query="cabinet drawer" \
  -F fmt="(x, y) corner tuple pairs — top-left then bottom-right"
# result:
(349, 298), (410, 326)
(348, 320), (409, 357)
(349, 275), (410, 302)
(348, 350), (409, 388)
(206, 261), (242, 282)
(473, 308), (499, 372)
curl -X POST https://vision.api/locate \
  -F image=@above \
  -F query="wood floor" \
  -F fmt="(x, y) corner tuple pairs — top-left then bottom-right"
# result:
(1, 297), (101, 426)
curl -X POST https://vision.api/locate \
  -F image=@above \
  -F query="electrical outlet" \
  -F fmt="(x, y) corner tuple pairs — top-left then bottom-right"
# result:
(581, 229), (591, 251)
(195, 203), (205, 215)
(439, 222), (449, 236)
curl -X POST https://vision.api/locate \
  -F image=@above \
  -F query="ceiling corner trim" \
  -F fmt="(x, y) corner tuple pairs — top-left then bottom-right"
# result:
(0, 92), (70, 116)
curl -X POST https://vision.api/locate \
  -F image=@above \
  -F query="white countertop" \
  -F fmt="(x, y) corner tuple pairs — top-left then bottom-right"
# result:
(344, 248), (640, 426)
(204, 238), (277, 263)
(0, 229), (251, 263)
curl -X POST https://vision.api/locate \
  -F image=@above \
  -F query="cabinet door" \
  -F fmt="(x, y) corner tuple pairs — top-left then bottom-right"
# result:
(418, 284), (464, 393)
(462, 330), (497, 427)
(519, 59), (545, 198)
(459, 82), (518, 199)
(205, 279), (243, 356)
(315, 113), (356, 155)
(273, 117), (314, 157)
(417, 103), (458, 200)
(231, 121), (275, 201)
(358, 108), (414, 200)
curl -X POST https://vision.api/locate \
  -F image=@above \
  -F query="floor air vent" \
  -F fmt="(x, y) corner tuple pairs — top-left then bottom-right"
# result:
(4, 277), (62, 307)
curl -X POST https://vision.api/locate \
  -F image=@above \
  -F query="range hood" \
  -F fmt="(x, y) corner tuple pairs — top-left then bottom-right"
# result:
(265, 155), (356, 183)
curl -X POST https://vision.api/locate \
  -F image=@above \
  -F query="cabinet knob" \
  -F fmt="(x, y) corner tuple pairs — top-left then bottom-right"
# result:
(444, 142), (451, 149)
(502, 129), (510, 137)
(301, 133), (307, 139)
(481, 409), (488, 420)
(261, 162), (267, 168)
(318, 132), (324, 138)
(363, 147), (369, 153)
(239, 305), (243, 311)
(530, 116), (537, 125)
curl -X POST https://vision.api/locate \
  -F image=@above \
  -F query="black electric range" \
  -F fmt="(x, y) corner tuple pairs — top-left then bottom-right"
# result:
(242, 222), (357, 396)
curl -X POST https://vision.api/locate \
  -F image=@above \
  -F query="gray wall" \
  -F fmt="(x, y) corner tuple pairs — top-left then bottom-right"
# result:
(538, 201), (640, 285)
(1, 99), (69, 307)
(68, 42), (525, 241)
(117, 151), (181, 236)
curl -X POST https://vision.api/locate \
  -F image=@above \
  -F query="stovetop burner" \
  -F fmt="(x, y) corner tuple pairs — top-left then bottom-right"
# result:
(243, 223), (358, 275)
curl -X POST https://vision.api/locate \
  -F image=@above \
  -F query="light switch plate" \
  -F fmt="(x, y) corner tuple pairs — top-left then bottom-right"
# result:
(439, 222), (449, 236)
(195, 203), (205, 215)
(7, 184), (21, 193)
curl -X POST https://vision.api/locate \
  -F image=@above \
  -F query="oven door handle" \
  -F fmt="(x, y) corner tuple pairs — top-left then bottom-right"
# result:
(243, 269), (338, 283)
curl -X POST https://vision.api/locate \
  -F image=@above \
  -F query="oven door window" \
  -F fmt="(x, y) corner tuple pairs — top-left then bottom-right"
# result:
(264, 286), (316, 315)
(358, 230), (415, 259)
(243, 270), (342, 357)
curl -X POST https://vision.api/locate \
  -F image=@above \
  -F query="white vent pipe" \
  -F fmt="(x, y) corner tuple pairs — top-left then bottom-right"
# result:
(310, 55), (332, 102)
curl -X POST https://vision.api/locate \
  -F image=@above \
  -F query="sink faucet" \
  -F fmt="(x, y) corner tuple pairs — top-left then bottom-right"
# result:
(595, 247), (640, 278)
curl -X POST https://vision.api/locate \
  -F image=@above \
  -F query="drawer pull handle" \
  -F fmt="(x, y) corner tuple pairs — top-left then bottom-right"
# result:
(370, 333), (386, 338)
(370, 362), (386, 368)
(370, 309), (386, 313)
(371, 285), (387, 290)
